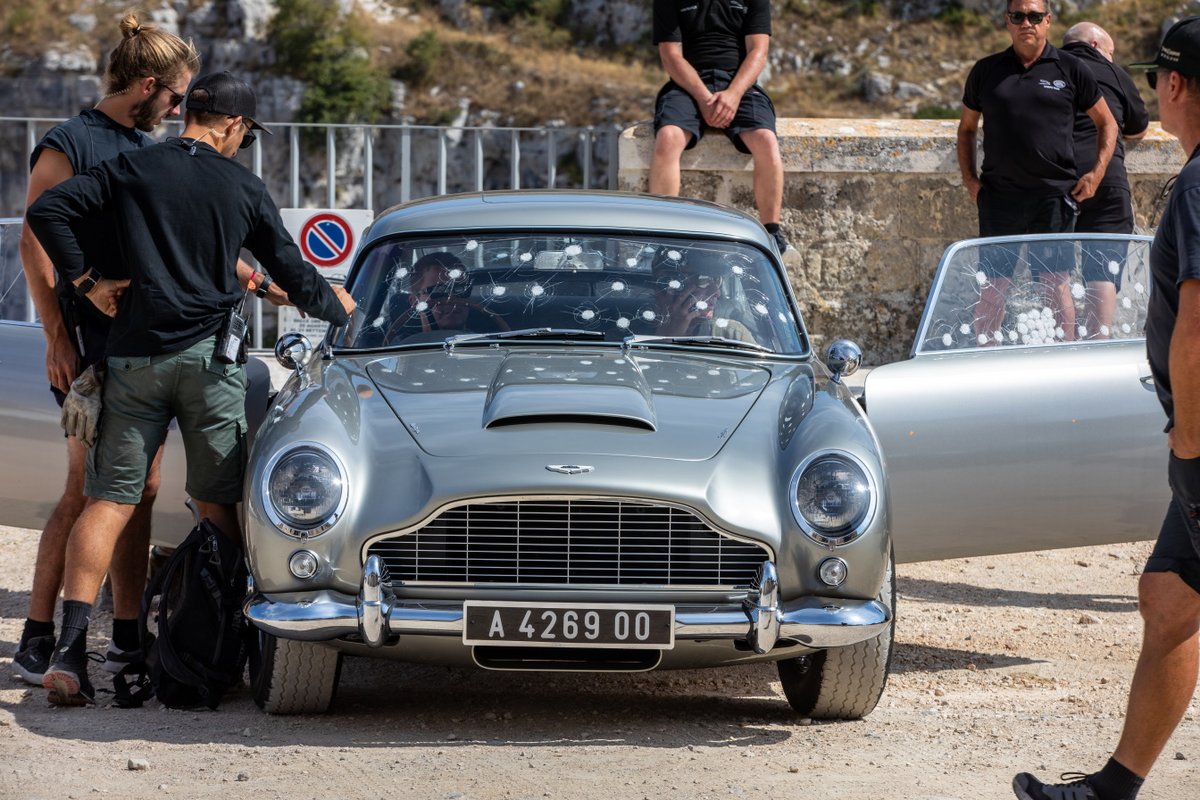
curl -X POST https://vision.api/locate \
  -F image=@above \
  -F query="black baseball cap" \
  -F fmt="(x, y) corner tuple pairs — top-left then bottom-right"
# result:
(185, 71), (272, 134)
(1131, 16), (1200, 76)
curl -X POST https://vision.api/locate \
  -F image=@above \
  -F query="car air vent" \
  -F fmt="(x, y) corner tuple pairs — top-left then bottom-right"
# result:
(485, 413), (654, 431)
(365, 498), (770, 588)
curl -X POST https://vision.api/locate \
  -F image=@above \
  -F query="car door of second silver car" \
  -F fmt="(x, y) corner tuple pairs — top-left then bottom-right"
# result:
(864, 234), (1168, 563)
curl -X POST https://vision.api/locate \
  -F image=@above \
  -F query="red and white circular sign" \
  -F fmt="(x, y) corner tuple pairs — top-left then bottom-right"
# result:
(299, 212), (355, 269)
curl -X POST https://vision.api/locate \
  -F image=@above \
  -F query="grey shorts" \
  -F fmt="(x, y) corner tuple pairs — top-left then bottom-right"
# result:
(86, 336), (247, 505)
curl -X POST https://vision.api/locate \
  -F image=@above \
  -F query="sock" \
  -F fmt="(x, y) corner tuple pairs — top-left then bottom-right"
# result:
(111, 618), (140, 653)
(55, 600), (93, 666)
(19, 618), (54, 650)
(1090, 758), (1145, 800)
(764, 222), (781, 234)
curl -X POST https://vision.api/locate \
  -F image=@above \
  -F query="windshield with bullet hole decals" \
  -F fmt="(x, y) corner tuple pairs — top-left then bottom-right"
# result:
(333, 234), (807, 355)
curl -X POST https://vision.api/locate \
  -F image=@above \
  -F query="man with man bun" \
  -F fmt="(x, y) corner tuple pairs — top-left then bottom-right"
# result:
(12, 12), (201, 691)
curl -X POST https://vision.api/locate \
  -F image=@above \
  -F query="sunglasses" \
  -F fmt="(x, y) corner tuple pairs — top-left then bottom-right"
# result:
(1147, 70), (1159, 90)
(1006, 11), (1048, 25)
(157, 81), (186, 109)
(239, 122), (257, 150)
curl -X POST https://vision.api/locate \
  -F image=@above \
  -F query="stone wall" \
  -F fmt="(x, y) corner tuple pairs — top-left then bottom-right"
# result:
(618, 119), (1183, 364)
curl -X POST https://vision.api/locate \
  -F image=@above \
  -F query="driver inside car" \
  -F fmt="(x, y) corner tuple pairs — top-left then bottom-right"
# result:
(651, 247), (758, 342)
(385, 252), (507, 342)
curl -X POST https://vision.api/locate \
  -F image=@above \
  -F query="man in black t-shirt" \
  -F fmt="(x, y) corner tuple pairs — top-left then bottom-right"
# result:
(957, 0), (1117, 344)
(649, 0), (787, 253)
(27, 72), (356, 707)
(11, 14), (201, 695)
(1012, 17), (1200, 800)
(1062, 22), (1150, 339)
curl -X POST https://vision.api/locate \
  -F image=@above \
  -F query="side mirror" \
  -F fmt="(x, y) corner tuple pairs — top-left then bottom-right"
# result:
(275, 332), (313, 375)
(825, 339), (862, 384)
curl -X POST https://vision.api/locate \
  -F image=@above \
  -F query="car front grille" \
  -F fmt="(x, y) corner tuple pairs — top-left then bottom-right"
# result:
(365, 498), (771, 587)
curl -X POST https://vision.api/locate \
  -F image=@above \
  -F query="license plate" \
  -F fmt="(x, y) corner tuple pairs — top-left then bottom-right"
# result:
(463, 601), (675, 649)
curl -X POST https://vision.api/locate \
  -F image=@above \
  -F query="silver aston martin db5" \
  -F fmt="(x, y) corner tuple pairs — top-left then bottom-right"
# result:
(0, 195), (1170, 720)
(243, 192), (894, 718)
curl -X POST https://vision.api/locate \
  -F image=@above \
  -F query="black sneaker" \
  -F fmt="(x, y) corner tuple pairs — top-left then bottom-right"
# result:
(42, 657), (96, 707)
(771, 230), (792, 254)
(12, 635), (54, 685)
(1014, 772), (1099, 800)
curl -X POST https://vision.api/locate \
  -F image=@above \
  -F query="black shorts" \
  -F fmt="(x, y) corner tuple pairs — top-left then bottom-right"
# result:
(49, 294), (109, 408)
(1146, 455), (1200, 596)
(1077, 185), (1134, 288)
(977, 186), (1078, 279)
(653, 70), (776, 155)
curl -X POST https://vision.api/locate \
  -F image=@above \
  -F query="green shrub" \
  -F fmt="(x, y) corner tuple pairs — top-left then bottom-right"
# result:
(400, 30), (444, 86)
(913, 105), (961, 120)
(268, 0), (392, 125)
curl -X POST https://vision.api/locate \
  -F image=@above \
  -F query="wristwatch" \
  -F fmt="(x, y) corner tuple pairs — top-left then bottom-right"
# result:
(254, 274), (274, 298)
(73, 268), (101, 298)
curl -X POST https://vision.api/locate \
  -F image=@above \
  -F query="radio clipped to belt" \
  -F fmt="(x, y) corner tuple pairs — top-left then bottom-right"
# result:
(215, 290), (250, 364)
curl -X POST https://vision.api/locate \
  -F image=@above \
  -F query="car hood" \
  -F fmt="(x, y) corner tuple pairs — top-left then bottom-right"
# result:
(364, 348), (775, 459)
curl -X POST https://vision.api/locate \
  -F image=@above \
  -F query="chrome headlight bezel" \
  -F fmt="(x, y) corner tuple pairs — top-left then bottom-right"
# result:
(261, 442), (348, 538)
(789, 449), (878, 546)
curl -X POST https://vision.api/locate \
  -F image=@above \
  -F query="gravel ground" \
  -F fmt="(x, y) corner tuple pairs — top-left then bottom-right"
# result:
(1, 525), (1198, 800)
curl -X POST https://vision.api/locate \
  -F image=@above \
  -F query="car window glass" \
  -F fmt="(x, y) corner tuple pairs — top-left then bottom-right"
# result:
(915, 234), (1151, 354)
(0, 219), (30, 323)
(335, 234), (806, 355)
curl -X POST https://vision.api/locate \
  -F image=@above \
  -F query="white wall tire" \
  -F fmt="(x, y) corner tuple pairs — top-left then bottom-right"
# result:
(776, 549), (896, 720)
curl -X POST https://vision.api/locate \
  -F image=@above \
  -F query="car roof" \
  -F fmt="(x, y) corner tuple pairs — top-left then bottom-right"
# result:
(365, 191), (774, 250)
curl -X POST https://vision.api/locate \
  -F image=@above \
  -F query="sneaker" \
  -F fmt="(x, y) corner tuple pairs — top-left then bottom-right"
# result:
(42, 657), (96, 707)
(771, 230), (792, 254)
(101, 642), (143, 675)
(12, 635), (54, 685)
(1013, 772), (1099, 800)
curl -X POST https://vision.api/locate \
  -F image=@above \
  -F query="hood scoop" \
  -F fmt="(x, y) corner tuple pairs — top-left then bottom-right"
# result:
(482, 353), (656, 431)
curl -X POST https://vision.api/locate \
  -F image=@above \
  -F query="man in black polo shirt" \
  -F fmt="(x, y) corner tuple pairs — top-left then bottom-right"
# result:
(1012, 17), (1200, 800)
(26, 72), (356, 706)
(1062, 21), (1150, 339)
(649, 0), (787, 253)
(957, 0), (1117, 344)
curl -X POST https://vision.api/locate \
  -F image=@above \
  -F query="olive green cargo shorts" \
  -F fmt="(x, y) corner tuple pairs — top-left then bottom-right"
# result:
(85, 336), (247, 505)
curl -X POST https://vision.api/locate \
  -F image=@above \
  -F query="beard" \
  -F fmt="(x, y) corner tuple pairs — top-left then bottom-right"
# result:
(129, 95), (160, 132)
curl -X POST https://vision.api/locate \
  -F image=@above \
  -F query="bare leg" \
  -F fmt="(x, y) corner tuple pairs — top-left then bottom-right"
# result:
(1111, 571), (1200, 777)
(1038, 271), (1077, 341)
(648, 126), (690, 197)
(974, 276), (1011, 344)
(195, 501), (241, 545)
(61, 499), (137, 605)
(738, 128), (784, 226)
(26, 436), (89, 623)
(108, 443), (164, 620)
(1084, 280), (1117, 340)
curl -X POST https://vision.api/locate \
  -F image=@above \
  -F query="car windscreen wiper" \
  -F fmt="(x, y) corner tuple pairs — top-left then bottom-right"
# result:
(444, 328), (607, 352)
(622, 334), (773, 354)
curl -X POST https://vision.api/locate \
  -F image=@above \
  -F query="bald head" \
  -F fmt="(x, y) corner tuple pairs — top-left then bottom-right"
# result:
(1064, 21), (1115, 61)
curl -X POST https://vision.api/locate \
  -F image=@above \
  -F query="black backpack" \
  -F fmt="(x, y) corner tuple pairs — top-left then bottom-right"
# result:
(132, 518), (251, 709)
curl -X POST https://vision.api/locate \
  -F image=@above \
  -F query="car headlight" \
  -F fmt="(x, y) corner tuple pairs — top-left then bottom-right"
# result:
(790, 452), (875, 546)
(263, 443), (347, 537)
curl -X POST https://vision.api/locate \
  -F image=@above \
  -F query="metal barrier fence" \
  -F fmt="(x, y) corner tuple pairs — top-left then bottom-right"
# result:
(0, 117), (621, 218)
(0, 118), (623, 342)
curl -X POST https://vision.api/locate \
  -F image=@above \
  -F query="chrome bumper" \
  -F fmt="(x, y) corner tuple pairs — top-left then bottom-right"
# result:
(244, 557), (890, 653)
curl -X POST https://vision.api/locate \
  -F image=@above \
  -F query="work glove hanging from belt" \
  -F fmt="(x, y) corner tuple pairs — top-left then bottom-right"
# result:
(60, 363), (105, 447)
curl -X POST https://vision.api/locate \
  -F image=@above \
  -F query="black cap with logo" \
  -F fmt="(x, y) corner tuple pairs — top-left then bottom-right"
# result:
(185, 71), (272, 133)
(1132, 16), (1200, 77)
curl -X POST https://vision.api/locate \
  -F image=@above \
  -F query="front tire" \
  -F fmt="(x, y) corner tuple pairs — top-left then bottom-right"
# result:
(250, 631), (342, 714)
(776, 549), (896, 720)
